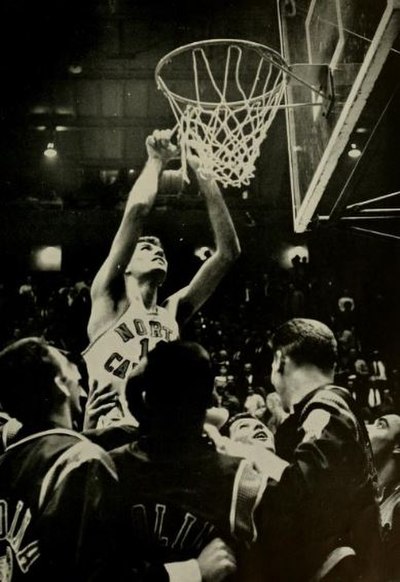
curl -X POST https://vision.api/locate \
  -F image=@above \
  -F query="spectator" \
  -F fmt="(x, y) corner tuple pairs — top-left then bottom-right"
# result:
(367, 414), (400, 581)
(236, 361), (262, 408)
(368, 350), (388, 411)
(337, 290), (355, 314)
(225, 412), (275, 453)
(349, 349), (370, 411)
(268, 318), (383, 582)
(112, 341), (283, 582)
(0, 337), (121, 581)
(0, 338), (228, 582)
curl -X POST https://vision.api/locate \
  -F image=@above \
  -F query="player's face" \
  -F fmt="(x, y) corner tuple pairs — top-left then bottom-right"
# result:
(367, 414), (400, 460)
(127, 241), (168, 281)
(49, 347), (87, 422)
(229, 417), (275, 451)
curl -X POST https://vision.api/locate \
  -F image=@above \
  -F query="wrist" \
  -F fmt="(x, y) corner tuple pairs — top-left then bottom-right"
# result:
(196, 170), (216, 186)
(196, 175), (219, 195)
(146, 156), (164, 173)
(262, 449), (289, 482)
(164, 559), (201, 582)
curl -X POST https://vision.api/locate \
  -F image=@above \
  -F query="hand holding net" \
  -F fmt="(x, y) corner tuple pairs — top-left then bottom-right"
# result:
(156, 39), (289, 188)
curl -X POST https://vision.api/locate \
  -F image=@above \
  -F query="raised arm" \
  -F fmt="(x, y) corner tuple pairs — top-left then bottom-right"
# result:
(169, 159), (241, 326)
(88, 130), (177, 339)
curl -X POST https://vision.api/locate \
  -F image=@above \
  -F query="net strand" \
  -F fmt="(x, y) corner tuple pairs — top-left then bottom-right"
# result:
(193, 51), (201, 104)
(248, 56), (265, 101)
(201, 47), (228, 103)
(234, 47), (248, 102)
(160, 42), (288, 187)
(222, 46), (232, 99)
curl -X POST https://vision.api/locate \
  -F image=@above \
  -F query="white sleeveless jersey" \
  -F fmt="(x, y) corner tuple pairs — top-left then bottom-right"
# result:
(83, 296), (179, 397)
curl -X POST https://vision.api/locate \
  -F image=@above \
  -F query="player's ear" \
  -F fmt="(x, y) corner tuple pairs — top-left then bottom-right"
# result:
(273, 350), (286, 375)
(54, 374), (70, 398)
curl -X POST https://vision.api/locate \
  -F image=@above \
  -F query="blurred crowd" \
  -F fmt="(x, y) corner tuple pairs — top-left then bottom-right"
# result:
(0, 253), (398, 426)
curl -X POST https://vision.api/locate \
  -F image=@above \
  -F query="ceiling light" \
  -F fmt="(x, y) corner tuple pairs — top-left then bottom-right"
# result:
(280, 244), (309, 269)
(68, 64), (83, 75)
(44, 142), (58, 159)
(347, 143), (361, 159)
(31, 246), (62, 271)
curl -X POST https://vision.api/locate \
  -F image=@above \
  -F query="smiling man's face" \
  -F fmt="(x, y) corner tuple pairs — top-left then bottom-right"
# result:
(229, 416), (275, 452)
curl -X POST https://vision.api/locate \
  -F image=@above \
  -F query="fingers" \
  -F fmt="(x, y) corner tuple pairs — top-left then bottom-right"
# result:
(88, 402), (117, 416)
(147, 129), (173, 150)
(83, 383), (120, 430)
(89, 380), (99, 395)
(86, 382), (118, 407)
(197, 537), (237, 582)
(89, 381), (115, 397)
(186, 142), (215, 181)
(219, 541), (236, 571)
(207, 537), (236, 560)
(146, 129), (180, 162)
(90, 390), (119, 407)
(152, 129), (173, 148)
(212, 539), (237, 579)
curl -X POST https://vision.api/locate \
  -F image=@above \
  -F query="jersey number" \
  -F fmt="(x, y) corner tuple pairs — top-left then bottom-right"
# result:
(139, 338), (149, 360)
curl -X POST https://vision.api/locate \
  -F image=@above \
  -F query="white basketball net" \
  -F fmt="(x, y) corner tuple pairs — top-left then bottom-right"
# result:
(156, 40), (288, 188)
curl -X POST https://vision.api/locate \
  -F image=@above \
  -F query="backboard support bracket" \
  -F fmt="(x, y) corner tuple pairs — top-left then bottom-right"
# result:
(280, 0), (400, 233)
(287, 64), (335, 117)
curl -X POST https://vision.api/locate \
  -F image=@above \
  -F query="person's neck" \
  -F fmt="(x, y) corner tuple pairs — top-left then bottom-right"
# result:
(142, 424), (205, 454)
(289, 368), (334, 409)
(21, 410), (73, 437)
(376, 457), (399, 497)
(47, 405), (74, 431)
(126, 277), (158, 311)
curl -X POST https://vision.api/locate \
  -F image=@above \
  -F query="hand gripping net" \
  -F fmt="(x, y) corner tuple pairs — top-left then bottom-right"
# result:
(155, 39), (289, 188)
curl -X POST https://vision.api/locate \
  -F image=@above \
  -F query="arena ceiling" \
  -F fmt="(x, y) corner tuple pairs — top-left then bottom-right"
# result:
(0, 0), (398, 245)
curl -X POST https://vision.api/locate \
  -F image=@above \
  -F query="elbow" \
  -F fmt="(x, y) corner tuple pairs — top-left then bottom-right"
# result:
(221, 239), (241, 264)
(230, 237), (241, 261)
(125, 202), (151, 221)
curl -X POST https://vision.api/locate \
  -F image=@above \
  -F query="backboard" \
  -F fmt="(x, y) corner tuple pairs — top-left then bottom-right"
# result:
(278, 0), (400, 234)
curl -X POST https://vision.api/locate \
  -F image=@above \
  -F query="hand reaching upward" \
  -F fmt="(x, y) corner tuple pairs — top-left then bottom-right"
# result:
(146, 129), (180, 167)
(187, 143), (215, 183)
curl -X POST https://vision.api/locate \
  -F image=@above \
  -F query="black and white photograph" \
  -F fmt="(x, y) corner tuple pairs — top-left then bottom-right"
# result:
(0, 0), (399, 580)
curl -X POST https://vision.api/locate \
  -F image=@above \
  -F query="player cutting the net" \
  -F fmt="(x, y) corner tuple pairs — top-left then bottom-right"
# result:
(83, 129), (240, 425)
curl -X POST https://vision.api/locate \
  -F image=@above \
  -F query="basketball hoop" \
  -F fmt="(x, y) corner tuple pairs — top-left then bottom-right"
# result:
(155, 39), (290, 188)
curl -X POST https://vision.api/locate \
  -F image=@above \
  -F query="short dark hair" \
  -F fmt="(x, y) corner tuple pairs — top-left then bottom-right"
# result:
(0, 337), (60, 424)
(270, 318), (337, 373)
(221, 411), (259, 437)
(137, 236), (164, 250)
(126, 340), (214, 430)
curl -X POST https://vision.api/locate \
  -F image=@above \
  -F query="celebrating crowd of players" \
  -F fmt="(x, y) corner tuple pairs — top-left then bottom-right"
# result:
(0, 131), (399, 582)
